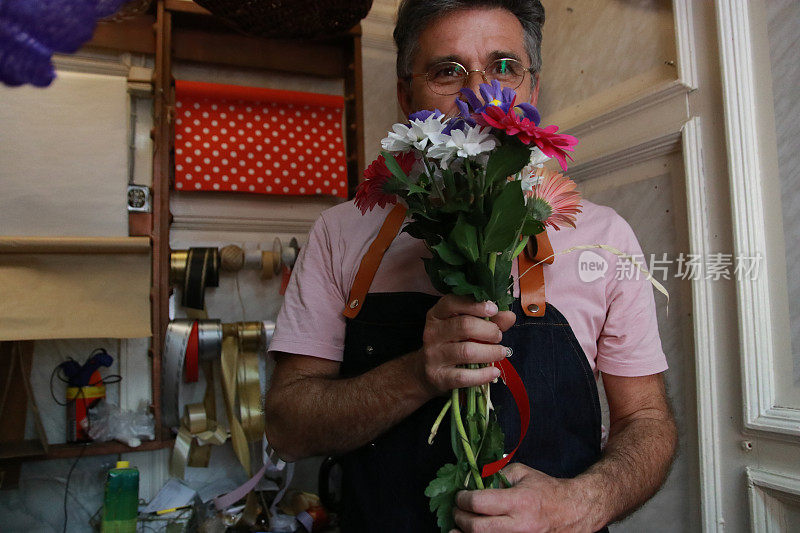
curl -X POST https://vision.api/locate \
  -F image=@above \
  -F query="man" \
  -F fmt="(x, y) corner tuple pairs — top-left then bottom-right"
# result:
(265, 1), (677, 532)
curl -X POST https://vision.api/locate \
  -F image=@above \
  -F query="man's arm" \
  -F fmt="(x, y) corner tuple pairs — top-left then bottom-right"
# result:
(452, 372), (677, 532)
(264, 296), (516, 462)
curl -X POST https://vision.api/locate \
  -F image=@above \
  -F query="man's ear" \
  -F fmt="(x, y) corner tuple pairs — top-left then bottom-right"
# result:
(530, 73), (540, 107)
(397, 78), (413, 117)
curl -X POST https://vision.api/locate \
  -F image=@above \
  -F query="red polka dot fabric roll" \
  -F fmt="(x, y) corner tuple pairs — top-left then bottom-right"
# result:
(174, 80), (349, 197)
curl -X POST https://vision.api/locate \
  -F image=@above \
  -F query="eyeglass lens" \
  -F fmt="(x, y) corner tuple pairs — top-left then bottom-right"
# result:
(426, 58), (526, 95)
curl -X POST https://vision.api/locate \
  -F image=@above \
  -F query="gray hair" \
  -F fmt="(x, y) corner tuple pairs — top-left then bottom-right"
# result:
(393, 0), (545, 87)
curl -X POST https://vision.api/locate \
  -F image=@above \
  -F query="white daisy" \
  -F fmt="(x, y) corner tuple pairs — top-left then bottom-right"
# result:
(427, 125), (497, 169)
(380, 114), (448, 153)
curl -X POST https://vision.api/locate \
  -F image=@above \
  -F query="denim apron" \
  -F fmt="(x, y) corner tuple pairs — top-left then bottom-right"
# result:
(331, 206), (606, 532)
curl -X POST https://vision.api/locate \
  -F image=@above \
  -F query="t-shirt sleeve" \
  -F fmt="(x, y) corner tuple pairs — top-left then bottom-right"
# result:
(268, 213), (347, 361)
(595, 217), (669, 377)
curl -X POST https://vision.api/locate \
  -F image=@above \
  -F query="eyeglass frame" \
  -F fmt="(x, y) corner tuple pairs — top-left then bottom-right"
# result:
(406, 57), (537, 96)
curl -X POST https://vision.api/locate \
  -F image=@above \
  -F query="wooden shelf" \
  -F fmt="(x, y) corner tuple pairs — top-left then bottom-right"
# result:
(0, 438), (173, 461)
(0, 236), (150, 254)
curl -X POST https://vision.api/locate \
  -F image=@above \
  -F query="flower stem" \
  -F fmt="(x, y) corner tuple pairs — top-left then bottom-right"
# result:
(423, 157), (445, 202)
(452, 388), (484, 489)
(428, 398), (452, 444)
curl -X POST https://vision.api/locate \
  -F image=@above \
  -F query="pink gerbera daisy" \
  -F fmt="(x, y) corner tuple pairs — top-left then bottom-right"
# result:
(478, 106), (578, 171)
(354, 152), (416, 214)
(525, 169), (582, 230)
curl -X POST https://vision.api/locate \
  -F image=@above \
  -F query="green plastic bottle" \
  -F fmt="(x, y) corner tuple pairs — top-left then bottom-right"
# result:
(101, 460), (139, 532)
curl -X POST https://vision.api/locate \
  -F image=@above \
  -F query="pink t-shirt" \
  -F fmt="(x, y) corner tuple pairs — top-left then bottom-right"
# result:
(270, 199), (668, 377)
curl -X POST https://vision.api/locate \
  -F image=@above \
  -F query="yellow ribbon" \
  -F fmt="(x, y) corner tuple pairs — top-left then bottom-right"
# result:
(220, 322), (265, 475)
(170, 361), (228, 479)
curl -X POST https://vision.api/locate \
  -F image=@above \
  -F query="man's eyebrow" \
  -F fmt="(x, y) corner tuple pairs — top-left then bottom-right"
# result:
(425, 54), (464, 68)
(424, 51), (526, 70)
(487, 50), (524, 63)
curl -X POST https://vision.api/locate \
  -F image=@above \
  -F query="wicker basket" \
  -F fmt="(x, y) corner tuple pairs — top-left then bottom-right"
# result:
(192, 0), (373, 39)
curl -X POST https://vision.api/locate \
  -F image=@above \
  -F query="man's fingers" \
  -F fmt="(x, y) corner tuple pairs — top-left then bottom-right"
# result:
(500, 462), (531, 485)
(440, 365), (501, 389)
(489, 310), (516, 332)
(430, 295), (500, 320)
(453, 507), (513, 533)
(427, 315), (504, 345)
(455, 488), (513, 516)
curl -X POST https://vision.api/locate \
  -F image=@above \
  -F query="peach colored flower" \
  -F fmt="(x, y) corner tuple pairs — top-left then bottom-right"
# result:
(524, 170), (582, 230)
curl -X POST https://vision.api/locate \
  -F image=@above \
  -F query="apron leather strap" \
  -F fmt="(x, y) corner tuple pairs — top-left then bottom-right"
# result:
(518, 231), (554, 317)
(342, 203), (408, 318)
(342, 203), (553, 318)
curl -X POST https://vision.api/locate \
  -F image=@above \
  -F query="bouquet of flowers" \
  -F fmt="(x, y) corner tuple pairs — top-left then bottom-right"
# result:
(355, 80), (580, 531)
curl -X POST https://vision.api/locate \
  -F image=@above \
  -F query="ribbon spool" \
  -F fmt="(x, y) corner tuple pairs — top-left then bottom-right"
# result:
(260, 237), (301, 280)
(164, 319), (269, 478)
(259, 238), (283, 280)
(164, 319), (228, 478)
(220, 321), (266, 475)
(169, 247), (220, 312)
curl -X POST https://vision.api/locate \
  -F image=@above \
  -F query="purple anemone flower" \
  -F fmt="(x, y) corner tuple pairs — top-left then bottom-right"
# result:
(408, 109), (444, 123)
(458, 80), (516, 116)
(455, 80), (541, 127)
(0, 0), (126, 87)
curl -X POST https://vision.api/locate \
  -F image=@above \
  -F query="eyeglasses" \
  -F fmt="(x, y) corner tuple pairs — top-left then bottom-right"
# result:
(410, 58), (535, 96)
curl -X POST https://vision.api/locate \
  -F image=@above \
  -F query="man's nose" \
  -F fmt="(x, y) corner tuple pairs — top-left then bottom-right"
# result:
(463, 70), (487, 95)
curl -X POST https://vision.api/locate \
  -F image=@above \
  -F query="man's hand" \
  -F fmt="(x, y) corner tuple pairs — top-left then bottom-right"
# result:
(265, 294), (516, 462)
(449, 373), (676, 532)
(452, 463), (594, 533)
(414, 294), (517, 396)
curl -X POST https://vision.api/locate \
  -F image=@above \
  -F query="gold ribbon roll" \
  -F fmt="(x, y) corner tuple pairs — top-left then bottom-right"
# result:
(170, 249), (189, 285)
(220, 321), (265, 475)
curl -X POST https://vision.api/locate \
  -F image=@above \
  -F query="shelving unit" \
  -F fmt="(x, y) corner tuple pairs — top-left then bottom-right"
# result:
(0, 0), (365, 468)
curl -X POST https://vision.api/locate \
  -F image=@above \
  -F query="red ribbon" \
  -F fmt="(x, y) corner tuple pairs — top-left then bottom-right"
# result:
(481, 358), (530, 478)
(184, 320), (199, 383)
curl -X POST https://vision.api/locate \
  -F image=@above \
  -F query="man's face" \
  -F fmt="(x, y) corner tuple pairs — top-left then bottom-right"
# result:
(398, 7), (539, 117)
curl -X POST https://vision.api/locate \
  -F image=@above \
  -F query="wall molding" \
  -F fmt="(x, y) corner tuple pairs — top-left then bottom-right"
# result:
(567, 131), (681, 183)
(747, 468), (800, 532)
(672, 0), (699, 90)
(559, 78), (690, 139)
(171, 213), (318, 234)
(683, 117), (725, 532)
(715, 0), (800, 438)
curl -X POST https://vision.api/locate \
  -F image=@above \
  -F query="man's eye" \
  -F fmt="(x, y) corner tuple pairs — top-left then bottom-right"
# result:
(429, 64), (465, 81)
(490, 59), (522, 77)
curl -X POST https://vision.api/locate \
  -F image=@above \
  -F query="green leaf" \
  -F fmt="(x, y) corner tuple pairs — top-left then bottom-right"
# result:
(406, 182), (427, 195)
(443, 271), (478, 296)
(511, 237), (528, 260)
(425, 463), (464, 532)
(484, 141), (531, 189)
(432, 241), (466, 266)
(423, 257), (452, 295)
(442, 168), (457, 197)
(450, 215), (479, 263)
(483, 180), (526, 253)
(521, 217), (545, 236)
(380, 150), (410, 182)
(492, 257), (513, 298)
(476, 416), (506, 467)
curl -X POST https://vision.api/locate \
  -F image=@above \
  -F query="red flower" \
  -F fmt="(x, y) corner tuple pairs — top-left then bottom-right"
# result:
(354, 152), (416, 214)
(478, 107), (578, 171)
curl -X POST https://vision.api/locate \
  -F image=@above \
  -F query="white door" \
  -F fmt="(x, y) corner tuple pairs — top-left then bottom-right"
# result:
(538, 0), (800, 530)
